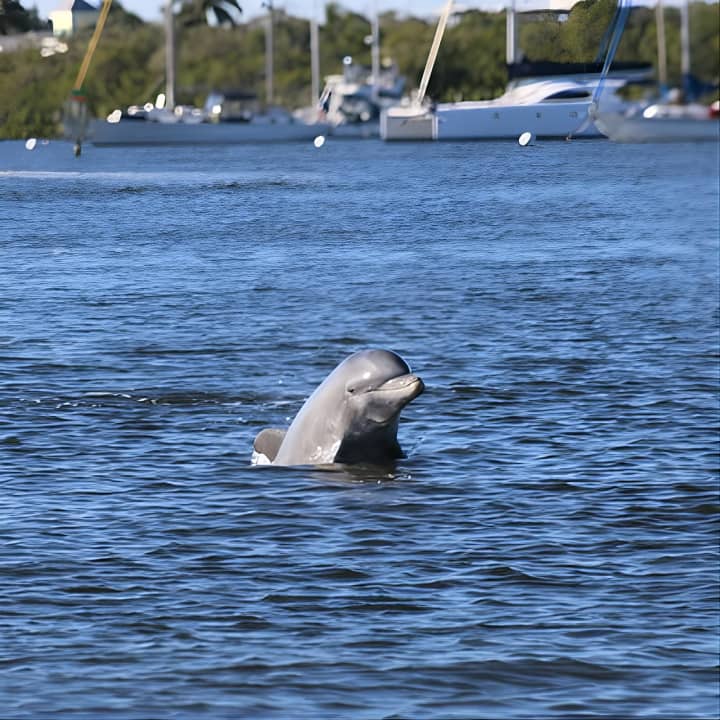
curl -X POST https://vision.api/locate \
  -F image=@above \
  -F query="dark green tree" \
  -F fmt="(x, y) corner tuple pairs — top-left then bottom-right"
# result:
(0, 1), (717, 139)
(0, 0), (42, 34)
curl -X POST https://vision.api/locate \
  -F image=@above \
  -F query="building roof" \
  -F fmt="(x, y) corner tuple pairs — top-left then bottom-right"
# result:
(52, 0), (99, 12)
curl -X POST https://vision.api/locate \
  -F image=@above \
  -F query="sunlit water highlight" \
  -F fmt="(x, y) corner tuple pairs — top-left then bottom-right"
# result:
(1, 138), (718, 718)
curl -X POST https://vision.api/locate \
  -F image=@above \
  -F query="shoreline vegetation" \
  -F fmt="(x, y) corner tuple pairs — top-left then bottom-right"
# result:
(0, 0), (718, 140)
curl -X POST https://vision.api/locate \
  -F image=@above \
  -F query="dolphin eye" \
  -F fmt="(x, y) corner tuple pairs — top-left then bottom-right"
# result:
(347, 386), (355, 394)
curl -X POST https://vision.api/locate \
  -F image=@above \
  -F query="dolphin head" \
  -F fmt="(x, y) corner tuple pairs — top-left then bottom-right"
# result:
(333, 349), (424, 463)
(342, 350), (424, 424)
(270, 349), (424, 467)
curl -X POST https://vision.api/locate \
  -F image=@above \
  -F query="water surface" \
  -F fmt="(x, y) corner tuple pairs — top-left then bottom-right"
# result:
(1, 137), (718, 718)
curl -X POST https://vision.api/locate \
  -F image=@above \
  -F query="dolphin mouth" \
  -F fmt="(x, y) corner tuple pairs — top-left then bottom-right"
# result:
(363, 373), (424, 426)
(376, 373), (425, 399)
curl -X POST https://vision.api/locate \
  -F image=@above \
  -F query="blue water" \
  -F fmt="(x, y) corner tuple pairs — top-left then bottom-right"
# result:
(1, 137), (718, 719)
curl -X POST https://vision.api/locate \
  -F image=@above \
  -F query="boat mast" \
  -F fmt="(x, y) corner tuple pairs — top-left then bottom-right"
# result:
(370, 12), (380, 103)
(655, 0), (667, 88)
(506, 1), (518, 65)
(416, 0), (453, 106)
(680, 0), (690, 92)
(165, 1), (176, 109)
(310, 16), (320, 103)
(264, 0), (274, 106)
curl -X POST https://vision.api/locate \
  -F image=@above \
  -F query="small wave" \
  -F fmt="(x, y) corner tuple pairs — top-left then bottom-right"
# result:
(387, 657), (626, 682)
(484, 565), (582, 587)
(209, 177), (311, 191)
(112, 184), (155, 195)
(3, 389), (267, 408)
(129, 345), (239, 357)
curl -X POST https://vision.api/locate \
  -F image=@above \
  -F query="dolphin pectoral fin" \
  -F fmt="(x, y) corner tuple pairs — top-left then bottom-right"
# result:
(252, 428), (287, 465)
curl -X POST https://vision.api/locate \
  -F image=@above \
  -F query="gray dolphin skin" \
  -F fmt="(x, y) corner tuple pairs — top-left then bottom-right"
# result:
(252, 349), (424, 467)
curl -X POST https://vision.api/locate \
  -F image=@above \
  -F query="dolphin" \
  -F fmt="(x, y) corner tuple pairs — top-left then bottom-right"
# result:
(252, 349), (424, 467)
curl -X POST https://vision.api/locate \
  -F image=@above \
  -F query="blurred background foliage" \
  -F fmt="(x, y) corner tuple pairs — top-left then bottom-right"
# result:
(0, 0), (718, 138)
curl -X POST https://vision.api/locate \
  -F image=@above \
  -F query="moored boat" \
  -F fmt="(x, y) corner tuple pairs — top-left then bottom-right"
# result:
(591, 100), (719, 143)
(591, 0), (719, 143)
(382, 62), (652, 142)
(89, 91), (329, 146)
(313, 57), (405, 139)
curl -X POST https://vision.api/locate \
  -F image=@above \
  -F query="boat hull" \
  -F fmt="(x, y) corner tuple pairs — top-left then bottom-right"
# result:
(380, 102), (598, 141)
(434, 99), (600, 139)
(380, 108), (435, 141)
(592, 111), (720, 143)
(89, 118), (330, 146)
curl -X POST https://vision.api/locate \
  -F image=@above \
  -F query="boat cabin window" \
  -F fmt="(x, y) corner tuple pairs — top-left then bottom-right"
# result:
(543, 89), (592, 101)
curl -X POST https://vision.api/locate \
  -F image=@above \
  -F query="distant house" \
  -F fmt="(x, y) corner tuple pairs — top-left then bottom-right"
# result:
(49, 0), (100, 37)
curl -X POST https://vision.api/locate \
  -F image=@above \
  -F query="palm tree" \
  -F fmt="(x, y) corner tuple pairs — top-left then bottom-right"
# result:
(177, 0), (243, 29)
(164, 0), (243, 109)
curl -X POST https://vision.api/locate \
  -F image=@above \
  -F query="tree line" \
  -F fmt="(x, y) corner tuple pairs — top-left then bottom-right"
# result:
(0, 0), (718, 139)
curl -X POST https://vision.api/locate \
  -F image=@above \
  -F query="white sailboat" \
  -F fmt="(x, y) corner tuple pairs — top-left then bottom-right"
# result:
(89, 3), (328, 146)
(381, 0), (651, 142)
(591, 0), (719, 143)
(431, 71), (651, 140)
